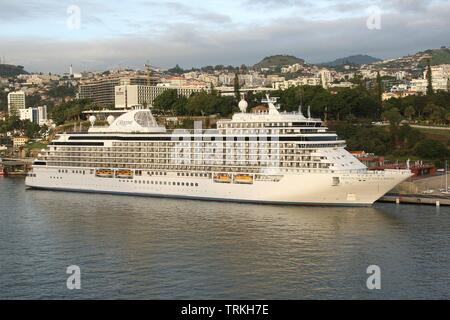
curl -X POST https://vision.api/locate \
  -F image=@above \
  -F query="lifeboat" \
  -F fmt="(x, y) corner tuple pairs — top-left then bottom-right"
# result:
(213, 173), (232, 183)
(0, 167), (5, 176)
(115, 169), (133, 179)
(234, 174), (254, 184)
(95, 169), (114, 178)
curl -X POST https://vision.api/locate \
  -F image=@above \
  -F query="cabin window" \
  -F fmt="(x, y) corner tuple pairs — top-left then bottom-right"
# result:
(332, 177), (340, 186)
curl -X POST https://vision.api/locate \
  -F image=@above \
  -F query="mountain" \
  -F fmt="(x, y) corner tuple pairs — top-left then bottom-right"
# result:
(0, 64), (29, 77)
(372, 47), (450, 71)
(253, 55), (305, 69)
(321, 55), (381, 67)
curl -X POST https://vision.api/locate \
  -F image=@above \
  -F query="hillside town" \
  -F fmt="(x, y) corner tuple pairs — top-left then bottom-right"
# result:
(1, 47), (450, 165)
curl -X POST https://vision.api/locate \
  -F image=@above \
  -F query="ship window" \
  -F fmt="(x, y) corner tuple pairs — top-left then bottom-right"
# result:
(332, 177), (340, 186)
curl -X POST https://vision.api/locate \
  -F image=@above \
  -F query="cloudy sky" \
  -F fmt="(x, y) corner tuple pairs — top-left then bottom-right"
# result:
(1, 0), (449, 73)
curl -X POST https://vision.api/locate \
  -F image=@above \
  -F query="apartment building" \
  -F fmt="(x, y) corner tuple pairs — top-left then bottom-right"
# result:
(79, 76), (150, 107)
(7, 91), (26, 115)
(115, 84), (211, 108)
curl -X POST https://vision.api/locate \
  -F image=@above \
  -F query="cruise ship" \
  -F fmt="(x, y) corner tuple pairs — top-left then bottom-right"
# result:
(25, 96), (412, 206)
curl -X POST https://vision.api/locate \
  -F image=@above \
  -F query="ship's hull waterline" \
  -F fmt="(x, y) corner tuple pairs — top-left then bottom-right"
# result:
(26, 167), (412, 206)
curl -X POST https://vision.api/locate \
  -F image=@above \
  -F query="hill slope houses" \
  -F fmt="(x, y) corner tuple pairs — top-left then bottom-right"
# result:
(372, 48), (450, 70)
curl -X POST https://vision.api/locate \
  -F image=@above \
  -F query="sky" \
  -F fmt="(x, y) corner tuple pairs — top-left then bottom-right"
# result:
(1, 0), (450, 73)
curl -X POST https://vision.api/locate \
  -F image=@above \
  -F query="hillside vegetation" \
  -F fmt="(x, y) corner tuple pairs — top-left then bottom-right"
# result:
(322, 54), (381, 67)
(253, 55), (305, 69)
(421, 48), (450, 66)
(0, 64), (28, 77)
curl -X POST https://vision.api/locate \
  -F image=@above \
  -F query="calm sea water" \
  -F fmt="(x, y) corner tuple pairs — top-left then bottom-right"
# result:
(0, 177), (449, 299)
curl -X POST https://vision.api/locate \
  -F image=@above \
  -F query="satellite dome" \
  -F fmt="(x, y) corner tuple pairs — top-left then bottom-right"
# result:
(107, 115), (115, 125)
(238, 99), (248, 113)
(88, 115), (96, 126)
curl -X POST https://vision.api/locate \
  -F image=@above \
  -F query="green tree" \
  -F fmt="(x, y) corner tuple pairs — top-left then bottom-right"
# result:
(426, 59), (434, 95)
(376, 71), (383, 117)
(404, 105), (416, 121)
(168, 64), (184, 74)
(51, 98), (96, 125)
(173, 96), (188, 116)
(24, 120), (41, 138)
(26, 94), (42, 108)
(414, 139), (448, 159)
(186, 91), (235, 116)
(382, 107), (403, 126)
(0, 90), (8, 112)
(233, 73), (240, 101)
(152, 89), (181, 115)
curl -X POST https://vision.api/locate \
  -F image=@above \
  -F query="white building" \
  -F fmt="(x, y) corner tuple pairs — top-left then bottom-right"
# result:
(281, 63), (304, 74)
(410, 79), (428, 94)
(36, 105), (48, 126)
(218, 74), (235, 86)
(319, 69), (333, 89)
(412, 64), (450, 93)
(7, 91), (26, 115)
(19, 108), (33, 121)
(329, 82), (355, 89)
(272, 77), (322, 90)
(424, 64), (450, 79)
(19, 105), (48, 126)
(115, 85), (211, 109)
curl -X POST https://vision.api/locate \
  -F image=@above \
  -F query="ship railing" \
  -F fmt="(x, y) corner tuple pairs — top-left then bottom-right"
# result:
(334, 169), (412, 175)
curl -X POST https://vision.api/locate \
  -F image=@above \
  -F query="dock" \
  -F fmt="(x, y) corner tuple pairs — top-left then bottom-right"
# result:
(0, 158), (33, 176)
(378, 194), (450, 206)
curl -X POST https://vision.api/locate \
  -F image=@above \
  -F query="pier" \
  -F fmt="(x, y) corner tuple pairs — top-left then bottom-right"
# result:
(0, 158), (33, 176)
(378, 194), (450, 206)
(376, 173), (450, 206)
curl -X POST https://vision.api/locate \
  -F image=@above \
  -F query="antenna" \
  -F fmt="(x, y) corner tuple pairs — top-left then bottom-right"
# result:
(262, 94), (280, 115)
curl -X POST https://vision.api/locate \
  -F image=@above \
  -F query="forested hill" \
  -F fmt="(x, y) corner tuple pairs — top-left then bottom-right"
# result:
(321, 54), (381, 66)
(253, 55), (305, 69)
(0, 64), (29, 77)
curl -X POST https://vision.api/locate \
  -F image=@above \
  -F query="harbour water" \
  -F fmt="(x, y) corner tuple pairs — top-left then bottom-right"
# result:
(1, 177), (449, 299)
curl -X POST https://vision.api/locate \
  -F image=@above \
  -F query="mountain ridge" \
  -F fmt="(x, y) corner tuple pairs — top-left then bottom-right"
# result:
(321, 54), (381, 67)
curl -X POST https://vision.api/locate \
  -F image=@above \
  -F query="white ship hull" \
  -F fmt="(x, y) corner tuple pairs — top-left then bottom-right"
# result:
(25, 166), (412, 206)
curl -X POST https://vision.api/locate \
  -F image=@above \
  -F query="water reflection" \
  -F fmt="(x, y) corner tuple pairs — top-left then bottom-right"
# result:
(1, 178), (449, 299)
